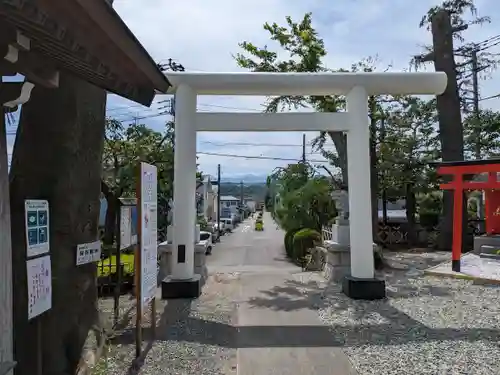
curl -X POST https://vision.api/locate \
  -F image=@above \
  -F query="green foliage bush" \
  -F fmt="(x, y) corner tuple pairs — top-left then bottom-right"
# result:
(417, 191), (442, 229)
(284, 229), (299, 258)
(197, 216), (209, 231)
(278, 178), (337, 232)
(292, 228), (321, 265)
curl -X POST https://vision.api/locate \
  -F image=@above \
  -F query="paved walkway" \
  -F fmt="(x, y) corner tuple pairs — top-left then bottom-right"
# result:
(208, 212), (357, 375)
(104, 212), (357, 374)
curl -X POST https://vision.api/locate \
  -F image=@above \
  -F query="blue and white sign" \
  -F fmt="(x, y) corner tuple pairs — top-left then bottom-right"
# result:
(25, 200), (50, 257)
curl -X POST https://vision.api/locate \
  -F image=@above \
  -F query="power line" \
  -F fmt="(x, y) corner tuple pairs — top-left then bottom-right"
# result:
(105, 99), (166, 113)
(117, 112), (169, 123)
(196, 151), (330, 163)
(480, 93), (500, 101)
(198, 140), (323, 147)
(106, 101), (265, 116)
(197, 103), (264, 112)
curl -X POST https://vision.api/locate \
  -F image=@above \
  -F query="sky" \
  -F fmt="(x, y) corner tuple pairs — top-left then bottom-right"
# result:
(6, 0), (500, 180)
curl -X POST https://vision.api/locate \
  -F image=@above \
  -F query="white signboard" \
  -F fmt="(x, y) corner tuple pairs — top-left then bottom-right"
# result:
(76, 241), (102, 266)
(27, 255), (52, 319)
(25, 200), (50, 257)
(120, 206), (132, 250)
(140, 162), (158, 308)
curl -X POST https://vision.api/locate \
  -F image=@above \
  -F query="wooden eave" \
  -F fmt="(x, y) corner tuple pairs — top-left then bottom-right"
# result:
(0, 0), (170, 106)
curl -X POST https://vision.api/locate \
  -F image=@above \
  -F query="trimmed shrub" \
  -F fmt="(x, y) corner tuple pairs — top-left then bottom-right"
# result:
(284, 229), (299, 258)
(292, 228), (321, 265)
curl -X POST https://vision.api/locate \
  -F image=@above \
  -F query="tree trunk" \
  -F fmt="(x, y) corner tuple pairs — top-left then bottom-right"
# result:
(10, 73), (106, 375)
(431, 10), (465, 250)
(405, 183), (418, 246)
(327, 132), (347, 185)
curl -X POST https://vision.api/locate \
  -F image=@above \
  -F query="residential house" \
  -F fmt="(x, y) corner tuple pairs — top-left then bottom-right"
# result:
(196, 176), (216, 220)
(243, 198), (256, 212)
(220, 195), (240, 218)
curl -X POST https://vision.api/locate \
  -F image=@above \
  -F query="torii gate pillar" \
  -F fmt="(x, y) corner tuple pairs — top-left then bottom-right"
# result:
(161, 71), (447, 301)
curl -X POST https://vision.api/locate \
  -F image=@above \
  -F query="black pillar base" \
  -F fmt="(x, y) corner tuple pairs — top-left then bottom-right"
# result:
(161, 274), (202, 299)
(342, 275), (386, 300)
(452, 259), (461, 272)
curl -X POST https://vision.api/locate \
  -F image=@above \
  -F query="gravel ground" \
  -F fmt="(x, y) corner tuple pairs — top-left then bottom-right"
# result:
(318, 251), (500, 375)
(93, 273), (240, 375)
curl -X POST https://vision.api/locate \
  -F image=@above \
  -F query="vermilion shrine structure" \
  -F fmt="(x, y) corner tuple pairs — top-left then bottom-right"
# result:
(437, 159), (500, 272)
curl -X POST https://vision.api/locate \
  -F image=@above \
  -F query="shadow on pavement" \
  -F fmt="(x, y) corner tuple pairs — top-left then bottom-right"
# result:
(110, 276), (500, 354)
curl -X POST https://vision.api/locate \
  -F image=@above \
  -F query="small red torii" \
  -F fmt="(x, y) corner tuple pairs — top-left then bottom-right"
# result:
(437, 159), (500, 272)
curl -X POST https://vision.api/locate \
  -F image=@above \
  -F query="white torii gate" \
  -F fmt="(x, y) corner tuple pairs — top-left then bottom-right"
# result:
(163, 71), (447, 299)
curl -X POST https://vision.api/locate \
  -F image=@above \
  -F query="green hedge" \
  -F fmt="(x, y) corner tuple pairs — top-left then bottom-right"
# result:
(292, 228), (321, 265)
(284, 229), (298, 258)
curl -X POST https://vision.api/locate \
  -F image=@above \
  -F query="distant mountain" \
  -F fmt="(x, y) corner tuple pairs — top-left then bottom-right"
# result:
(221, 174), (267, 184)
(218, 181), (267, 201)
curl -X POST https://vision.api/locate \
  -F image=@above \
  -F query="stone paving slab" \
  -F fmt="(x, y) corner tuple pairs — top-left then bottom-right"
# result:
(236, 272), (358, 375)
(425, 253), (500, 283)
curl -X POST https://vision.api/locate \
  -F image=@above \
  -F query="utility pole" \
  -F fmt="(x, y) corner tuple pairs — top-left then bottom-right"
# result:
(158, 58), (185, 119)
(217, 164), (221, 232)
(471, 48), (481, 160)
(240, 180), (244, 206)
(470, 47), (485, 219)
(301, 133), (306, 164)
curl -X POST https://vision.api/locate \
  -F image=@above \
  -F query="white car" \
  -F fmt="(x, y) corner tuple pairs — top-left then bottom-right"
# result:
(221, 218), (234, 232)
(199, 231), (213, 255)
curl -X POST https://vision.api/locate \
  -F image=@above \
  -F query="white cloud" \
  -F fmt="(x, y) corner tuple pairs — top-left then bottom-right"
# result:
(109, 0), (500, 178)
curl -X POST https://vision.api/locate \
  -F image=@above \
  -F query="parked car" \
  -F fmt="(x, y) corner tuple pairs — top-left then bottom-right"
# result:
(199, 231), (213, 255)
(221, 218), (234, 232)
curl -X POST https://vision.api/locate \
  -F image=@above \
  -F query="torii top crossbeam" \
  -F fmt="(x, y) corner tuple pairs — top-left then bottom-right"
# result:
(165, 71), (447, 96)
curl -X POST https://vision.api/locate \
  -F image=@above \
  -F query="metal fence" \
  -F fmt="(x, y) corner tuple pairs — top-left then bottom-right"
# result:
(322, 219), (485, 248)
(97, 200), (138, 329)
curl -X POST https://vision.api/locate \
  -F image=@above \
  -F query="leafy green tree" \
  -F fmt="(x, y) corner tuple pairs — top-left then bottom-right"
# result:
(416, 0), (495, 249)
(235, 16), (395, 239)
(234, 14), (347, 182)
(277, 177), (337, 232)
(463, 109), (500, 159)
(101, 120), (174, 244)
(380, 97), (439, 242)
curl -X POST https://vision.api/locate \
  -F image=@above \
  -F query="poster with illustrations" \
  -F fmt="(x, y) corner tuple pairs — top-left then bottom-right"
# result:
(25, 200), (50, 257)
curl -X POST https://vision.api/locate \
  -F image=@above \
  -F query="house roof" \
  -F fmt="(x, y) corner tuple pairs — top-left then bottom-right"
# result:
(0, 0), (170, 105)
(220, 195), (239, 201)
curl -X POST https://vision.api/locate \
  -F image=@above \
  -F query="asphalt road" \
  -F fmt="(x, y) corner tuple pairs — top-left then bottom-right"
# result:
(207, 212), (297, 274)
